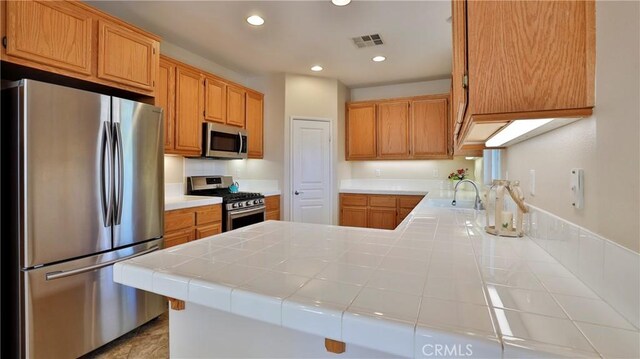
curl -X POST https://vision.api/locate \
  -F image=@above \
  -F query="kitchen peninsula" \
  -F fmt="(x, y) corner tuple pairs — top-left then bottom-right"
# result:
(114, 191), (636, 358)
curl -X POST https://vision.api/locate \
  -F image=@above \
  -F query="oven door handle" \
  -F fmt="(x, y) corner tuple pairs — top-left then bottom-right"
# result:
(229, 205), (266, 217)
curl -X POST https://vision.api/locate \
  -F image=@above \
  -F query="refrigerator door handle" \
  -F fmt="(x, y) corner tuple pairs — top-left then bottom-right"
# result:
(45, 245), (160, 281)
(113, 122), (124, 225)
(101, 122), (113, 227)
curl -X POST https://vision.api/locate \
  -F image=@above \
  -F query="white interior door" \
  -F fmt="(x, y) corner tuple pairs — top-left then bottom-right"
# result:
(292, 119), (332, 224)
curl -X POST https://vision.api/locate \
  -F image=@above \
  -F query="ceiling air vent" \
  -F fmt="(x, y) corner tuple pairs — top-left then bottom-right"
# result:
(352, 34), (384, 48)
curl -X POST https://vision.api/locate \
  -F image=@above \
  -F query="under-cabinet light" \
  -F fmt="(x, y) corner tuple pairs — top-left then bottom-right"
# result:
(485, 119), (554, 147)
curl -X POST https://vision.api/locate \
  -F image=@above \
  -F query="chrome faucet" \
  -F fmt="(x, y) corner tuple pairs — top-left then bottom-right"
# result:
(452, 179), (484, 210)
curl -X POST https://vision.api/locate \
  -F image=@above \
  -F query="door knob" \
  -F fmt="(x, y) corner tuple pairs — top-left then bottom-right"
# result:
(294, 191), (304, 195)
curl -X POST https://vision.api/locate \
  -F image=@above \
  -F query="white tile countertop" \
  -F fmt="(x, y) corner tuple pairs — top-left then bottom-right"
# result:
(165, 195), (222, 211)
(116, 193), (639, 358)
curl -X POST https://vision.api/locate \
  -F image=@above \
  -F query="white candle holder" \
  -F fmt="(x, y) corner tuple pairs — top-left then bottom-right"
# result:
(485, 180), (529, 237)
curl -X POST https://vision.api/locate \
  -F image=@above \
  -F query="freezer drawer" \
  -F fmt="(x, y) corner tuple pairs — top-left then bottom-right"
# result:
(22, 239), (165, 359)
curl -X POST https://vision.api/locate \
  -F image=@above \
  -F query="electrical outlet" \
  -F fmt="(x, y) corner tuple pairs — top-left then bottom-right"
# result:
(432, 169), (439, 178)
(375, 169), (381, 177)
(529, 170), (536, 196)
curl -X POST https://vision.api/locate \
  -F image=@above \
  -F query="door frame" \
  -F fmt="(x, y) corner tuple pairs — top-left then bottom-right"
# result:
(288, 116), (334, 224)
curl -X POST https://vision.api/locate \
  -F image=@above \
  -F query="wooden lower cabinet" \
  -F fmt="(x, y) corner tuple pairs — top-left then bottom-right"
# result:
(164, 204), (222, 248)
(196, 223), (222, 238)
(340, 206), (368, 228)
(368, 208), (397, 230)
(164, 228), (194, 248)
(265, 195), (281, 221)
(340, 193), (424, 230)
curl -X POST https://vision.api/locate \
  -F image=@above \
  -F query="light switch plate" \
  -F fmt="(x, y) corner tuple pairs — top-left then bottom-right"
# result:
(432, 169), (439, 178)
(571, 168), (584, 209)
(375, 169), (381, 177)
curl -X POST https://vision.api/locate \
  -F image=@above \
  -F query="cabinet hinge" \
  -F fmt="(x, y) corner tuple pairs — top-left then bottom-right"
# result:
(462, 74), (468, 89)
(2, 36), (7, 49)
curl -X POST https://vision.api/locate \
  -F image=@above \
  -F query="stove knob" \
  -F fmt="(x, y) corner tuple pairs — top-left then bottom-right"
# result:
(238, 202), (243, 207)
(253, 200), (259, 205)
(232, 203), (238, 209)
(246, 201), (252, 207)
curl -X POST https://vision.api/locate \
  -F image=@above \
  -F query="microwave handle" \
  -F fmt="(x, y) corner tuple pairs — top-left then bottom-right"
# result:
(238, 131), (243, 154)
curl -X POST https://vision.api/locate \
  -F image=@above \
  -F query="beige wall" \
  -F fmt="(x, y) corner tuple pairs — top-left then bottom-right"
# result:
(505, 1), (640, 253)
(350, 78), (451, 102)
(160, 41), (248, 86)
(283, 74), (349, 223)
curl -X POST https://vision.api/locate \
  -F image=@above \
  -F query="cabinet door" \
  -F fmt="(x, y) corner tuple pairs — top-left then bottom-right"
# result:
(164, 209), (195, 233)
(377, 101), (410, 159)
(196, 223), (221, 239)
(346, 104), (376, 159)
(204, 76), (227, 123)
(157, 57), (176, 153)
(341, 207), (368, 228)
(226, 85), (246, 127)
(246, 91), (264, 158)
(412, 98), (449, 158)
(451, 0), (468, 142)
(266, 210), (280, 221)
(174, 66), (203, 155)
(368, 208), (397, 230)
(195, 205), (222, 226)
(5, 1), (93, 75)
(467, 1), (595, 114)
(97, 20), (158, 92)
(164, 229), (194, 248)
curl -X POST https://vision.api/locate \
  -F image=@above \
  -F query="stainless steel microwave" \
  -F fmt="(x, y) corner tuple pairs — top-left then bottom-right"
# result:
(202, 123), (248, 159)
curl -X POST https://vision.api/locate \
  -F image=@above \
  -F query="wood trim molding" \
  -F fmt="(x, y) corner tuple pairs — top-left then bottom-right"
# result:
(325, 338), (346, 354)
(168, 298), (185, 311)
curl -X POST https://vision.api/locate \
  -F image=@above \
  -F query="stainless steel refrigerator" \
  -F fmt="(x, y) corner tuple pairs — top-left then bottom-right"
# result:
(2, 79), (166, 358)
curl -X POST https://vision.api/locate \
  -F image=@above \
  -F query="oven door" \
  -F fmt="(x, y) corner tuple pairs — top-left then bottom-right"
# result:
(204, 123), (248, 159)
(226, 206), (266, 231)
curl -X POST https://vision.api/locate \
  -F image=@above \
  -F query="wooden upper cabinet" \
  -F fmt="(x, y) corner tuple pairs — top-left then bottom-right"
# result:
(97, 20), (158, 92)
(377, 101), (410, 159)
(157, 57), (176, 153)
(226, 85), (246, 128)
(467, 1), (595, 114)
(204, 76), (227, 123)
(174, 66), (203, 155)
(346, 103), (377, 160)
(411, 97), (449, 158)
(454, 0), (595, 150)
(246, 90), (264, 159)
(5, 1), (93, 75)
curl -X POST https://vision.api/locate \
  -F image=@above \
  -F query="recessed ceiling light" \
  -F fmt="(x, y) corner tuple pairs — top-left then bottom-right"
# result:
(311, 65), (323, 72)
(372, 56), (386, 62)
(246, 15), (264, 26)
(332, 0), (351, 6)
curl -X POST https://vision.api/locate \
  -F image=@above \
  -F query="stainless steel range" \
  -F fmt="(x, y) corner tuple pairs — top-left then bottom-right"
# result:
(187, 176), (265, 231)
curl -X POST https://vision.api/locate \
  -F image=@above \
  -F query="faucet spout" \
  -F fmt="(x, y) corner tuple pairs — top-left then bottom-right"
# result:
(452, 179), (484, 210)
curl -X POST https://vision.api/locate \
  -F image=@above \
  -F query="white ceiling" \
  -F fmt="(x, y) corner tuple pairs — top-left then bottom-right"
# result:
(91, 1), (452, 88)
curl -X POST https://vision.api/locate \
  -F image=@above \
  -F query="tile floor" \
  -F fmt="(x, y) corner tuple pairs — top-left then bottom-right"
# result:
(81, 313), (168, 359)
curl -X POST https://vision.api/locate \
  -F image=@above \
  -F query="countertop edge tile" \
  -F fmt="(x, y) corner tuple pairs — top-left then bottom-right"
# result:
(165, 195), (223, 211)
